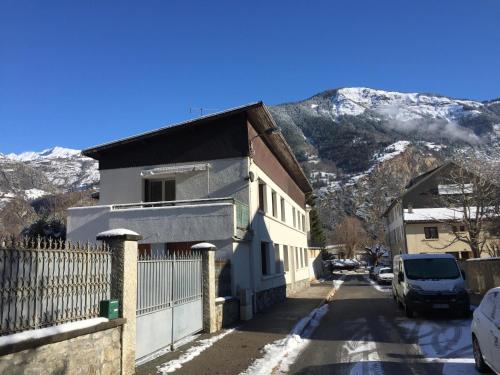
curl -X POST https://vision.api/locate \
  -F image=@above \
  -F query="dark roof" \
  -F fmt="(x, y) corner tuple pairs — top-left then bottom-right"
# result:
(83, 102), (312, 193)
(83, 102), (263, 155)
(404, 164), (444, 189)
(382, 162), (453, 217)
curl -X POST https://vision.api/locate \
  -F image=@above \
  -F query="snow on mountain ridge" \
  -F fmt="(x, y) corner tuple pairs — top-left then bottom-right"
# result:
(1, 146), (98, 202)
(327, 87), (483, 122)
(6, 147), (81, 161)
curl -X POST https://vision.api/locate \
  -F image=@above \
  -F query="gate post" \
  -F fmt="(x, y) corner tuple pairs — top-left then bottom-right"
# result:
(191, 242), (217, 333)
(97, 229), (142, 375)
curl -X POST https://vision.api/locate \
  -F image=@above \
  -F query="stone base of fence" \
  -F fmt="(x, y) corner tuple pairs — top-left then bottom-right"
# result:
(0, 319), (125, 375)
(215, 297), (239, 331)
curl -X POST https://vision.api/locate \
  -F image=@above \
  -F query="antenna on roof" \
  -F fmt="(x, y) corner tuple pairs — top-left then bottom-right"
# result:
(189, 107), (219, 117)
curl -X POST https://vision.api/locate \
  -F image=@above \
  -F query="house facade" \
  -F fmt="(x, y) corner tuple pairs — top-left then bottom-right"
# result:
(383, 163), (498, 259)
(67, 102), (312, 312)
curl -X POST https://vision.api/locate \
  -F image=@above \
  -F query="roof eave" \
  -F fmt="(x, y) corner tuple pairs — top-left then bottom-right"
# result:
(82, 102), (263, 158)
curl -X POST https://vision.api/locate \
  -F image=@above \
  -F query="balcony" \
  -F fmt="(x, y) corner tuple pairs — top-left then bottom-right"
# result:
(67, 197), (250, 244)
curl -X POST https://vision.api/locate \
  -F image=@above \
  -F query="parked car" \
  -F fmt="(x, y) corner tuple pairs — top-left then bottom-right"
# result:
(471, 287), (500, 374)
(376, 267), (394, 285)
(370, 265), (385, 280)
(343, 259), (359, 270)
(331, 259), (359, 271)
(392, 253), (469, 318)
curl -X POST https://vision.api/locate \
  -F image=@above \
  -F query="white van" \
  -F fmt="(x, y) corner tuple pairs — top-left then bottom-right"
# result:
(392, 253), (469, 318)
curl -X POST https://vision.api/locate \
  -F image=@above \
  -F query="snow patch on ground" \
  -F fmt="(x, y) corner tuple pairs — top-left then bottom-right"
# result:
(333, 277), (345, 290)
(157, 328), (235, 373)
(421, 142), (445, 151)
(398, 317), (474, 374)
(0, 317), (108, 347)
(365, 276), (392, 293)
(241, 304), (330, 375)
(374, 141), (410, 163)
(24, 188), (47, 200)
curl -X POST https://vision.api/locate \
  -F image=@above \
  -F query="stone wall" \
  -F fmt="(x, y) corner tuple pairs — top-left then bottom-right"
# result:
(256, 285), (286, 312)
(286, 279), (310, 297)
(461, 258), (500, 295)
(0, 321), (123, 375)
(215, 297), (240, 330)
(256, 280), (310, 312)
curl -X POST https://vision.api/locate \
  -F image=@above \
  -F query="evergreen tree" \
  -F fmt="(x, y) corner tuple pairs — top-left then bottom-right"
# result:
(306, 193), (326, 247)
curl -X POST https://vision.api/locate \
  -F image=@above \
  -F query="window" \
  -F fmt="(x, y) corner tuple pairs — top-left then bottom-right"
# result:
(258, 182), (266, 212)
(295, 247), (300, 269)
(292, 207), (296, 227)
(261, 242), (270, 275)
(271, 190), (277, 218)
(438, 184), (473, 195)
(303, 248), (308, 267)
(144, 179), (176, 202)
(274, 244), (281, 273)
(283, 245), (289, 272)
(453, 225), (466, 233)
(280, 197), (286, 222)
(424, 226), (439, 239)
(302, 214), (306, 232)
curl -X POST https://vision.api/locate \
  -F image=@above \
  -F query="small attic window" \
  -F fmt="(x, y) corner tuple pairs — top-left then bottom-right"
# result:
(438, 184), (473, 195)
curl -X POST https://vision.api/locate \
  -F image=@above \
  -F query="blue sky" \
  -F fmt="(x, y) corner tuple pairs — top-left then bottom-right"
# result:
(1, 0), (499, 153)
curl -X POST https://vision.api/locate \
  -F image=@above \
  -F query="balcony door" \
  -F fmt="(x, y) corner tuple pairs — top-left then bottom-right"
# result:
(144, 179), (176, 202)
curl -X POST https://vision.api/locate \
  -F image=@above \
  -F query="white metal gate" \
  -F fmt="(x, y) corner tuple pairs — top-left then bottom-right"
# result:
(136, 252), (203, 362)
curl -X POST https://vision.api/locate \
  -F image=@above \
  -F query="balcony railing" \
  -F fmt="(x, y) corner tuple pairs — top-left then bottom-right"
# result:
(111, 197), (235, 210)
(110, 197), (250, 230)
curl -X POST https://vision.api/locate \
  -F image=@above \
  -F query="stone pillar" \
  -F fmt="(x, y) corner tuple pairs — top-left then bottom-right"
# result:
(97, 229), (142, 375)
(191, 242), (217, 333)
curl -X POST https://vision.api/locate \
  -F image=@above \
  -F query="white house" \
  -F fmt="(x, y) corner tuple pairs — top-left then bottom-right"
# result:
(67, 102), (313, 312)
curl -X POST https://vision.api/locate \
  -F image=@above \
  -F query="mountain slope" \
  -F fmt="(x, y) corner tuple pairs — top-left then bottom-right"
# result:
(0, 147), (98, 204)
(1, 87), (499, 239)
(269, 87), (500, 237)
(270, 87), (500, 174)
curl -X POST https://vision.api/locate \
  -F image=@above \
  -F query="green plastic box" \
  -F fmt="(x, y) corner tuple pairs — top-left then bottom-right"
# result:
(100, 299), (119, 319)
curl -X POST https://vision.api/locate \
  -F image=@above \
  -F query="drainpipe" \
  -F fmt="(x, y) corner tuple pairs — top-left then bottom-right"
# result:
(207, 163), (210, 198)
(247, 157), (257, 313)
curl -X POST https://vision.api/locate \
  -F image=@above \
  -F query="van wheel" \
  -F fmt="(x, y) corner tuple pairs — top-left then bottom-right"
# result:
(405, 304), (414, 318)
(473, 335), (489, 372)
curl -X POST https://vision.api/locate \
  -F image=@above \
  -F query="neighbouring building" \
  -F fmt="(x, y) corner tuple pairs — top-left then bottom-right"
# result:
(67, 102), (312, 312)
(383, 162), (499, 259)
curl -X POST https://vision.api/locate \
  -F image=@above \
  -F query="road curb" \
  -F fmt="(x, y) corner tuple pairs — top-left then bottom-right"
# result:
(297, 277), (343, 338)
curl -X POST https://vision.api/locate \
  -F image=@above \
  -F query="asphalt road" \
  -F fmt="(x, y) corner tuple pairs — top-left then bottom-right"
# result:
(288, 272), (476, 375)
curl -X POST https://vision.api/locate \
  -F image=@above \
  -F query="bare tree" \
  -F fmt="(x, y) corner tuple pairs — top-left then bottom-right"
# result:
(365, 243), (389, 266)
(331, 216), (369, 258)
(436, 156), (500, 258)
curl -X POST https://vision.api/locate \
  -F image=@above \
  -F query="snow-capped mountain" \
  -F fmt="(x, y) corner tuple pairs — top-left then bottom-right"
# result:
(1, 87), (499, 237)
(270, 87), (500, 172)
(0, 147), (98, 203)
(269, 87), (500, 235)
